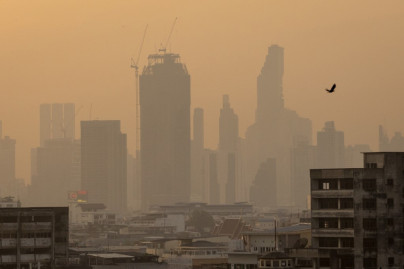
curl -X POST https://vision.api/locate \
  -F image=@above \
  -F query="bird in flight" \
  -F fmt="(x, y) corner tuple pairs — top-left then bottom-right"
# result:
(325, 83), (336, 93)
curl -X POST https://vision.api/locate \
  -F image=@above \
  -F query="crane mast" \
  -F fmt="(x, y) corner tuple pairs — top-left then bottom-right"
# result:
(131, 25), (148, 155)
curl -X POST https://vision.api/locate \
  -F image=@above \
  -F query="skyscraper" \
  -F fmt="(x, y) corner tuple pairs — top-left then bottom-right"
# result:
(81, 120), (127, 212)
(217, 95), (239, 203)
(0, 127), (16, 197)
(316, 121), (345, 168)
(140, 52), (191, 209)
(40, 103), (76, 146)
(245, 45), (312, 206)
(191, 108), (205, 202)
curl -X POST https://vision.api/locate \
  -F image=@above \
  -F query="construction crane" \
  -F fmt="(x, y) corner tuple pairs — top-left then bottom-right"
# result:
(131, 25), (148, 154)
(159, 17), (177, 53)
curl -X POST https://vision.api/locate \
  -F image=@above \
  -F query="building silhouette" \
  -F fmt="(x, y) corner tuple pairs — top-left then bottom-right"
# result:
(40, 103), (75, 146)
(140, 52), (191, 209)
(316, 121), (344, 168)
(81, 120), (127, 212)
(244, 45), (312, 206)
(0, 121), (17, 197)
(249, 158), (277, 208)
(379, 125), (404, 151)
(217, 95), (239, 204)
(191, 108), (205, 202)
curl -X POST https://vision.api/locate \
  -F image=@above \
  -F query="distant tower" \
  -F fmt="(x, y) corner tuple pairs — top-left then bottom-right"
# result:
(40, 103), (75, 146)
(191, 108), (205, 202)
(81, 120), (127, 212)
(256, 45), (284, 122)
(140, 52), (191, 209)
(249, 158), (277, 208)
(218, 95), (239, 204)
(316, 121), (345, 168)
(0, 124), (16, 197)
(208, 151), (220, 204)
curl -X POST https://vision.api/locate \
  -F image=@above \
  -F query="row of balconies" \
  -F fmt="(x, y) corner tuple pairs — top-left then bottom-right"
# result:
(0, 238), (51, 248)
(311, 210), (354, 218)
(311, 189), (354, 198)
(312, 228), (354, 237)
(0, 222), (52, 231)
(0, 254), (51, 263)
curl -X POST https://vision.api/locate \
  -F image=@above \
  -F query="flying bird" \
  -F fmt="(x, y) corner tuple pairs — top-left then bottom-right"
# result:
(325, 83), (336, 93)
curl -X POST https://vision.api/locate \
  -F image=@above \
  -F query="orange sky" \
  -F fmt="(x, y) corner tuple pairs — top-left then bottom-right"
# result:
(0, 0), (403, 183)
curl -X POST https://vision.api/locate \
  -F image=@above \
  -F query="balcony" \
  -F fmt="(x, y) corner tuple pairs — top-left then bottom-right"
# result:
(312, 209), (353, 218)
(22, 222), (52, 231)
(0, 223), (18, 231)
(311, 190), (353, 198)
(312, 228), (354, 237)
(20, 254), (35, 262)
(0, 255), (16, 263)
(20, 238), (51, 248)
(0, 239), (17, 248)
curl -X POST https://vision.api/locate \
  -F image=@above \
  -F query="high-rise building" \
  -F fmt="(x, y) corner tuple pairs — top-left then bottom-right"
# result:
(249, 158), (277, 208)
(140, 52), (191, 209)
(30, 139), (81, 206)
(316, 121), (344, 168)
(217, 95), (239, 204)
(81, 120), (127, 212)
(311, 152), (404, 268)
(40, 103), (75, 146)
(245, 45), (312, 206)
(191, 108), (205, 202)
(0, 122), (17, 197)
(379, 125), (404, 151)
(208, 151), (220, 204)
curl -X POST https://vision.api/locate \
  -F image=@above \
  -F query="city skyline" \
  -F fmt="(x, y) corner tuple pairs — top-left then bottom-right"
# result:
(1, 1), (404, 182)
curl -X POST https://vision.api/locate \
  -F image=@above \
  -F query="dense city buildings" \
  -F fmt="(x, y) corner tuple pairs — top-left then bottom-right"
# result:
(140, 52), (191, 209)
(0, 207), (69, 268)
(244, 45), (312, 206)
(81, 120), (127, 212)
(311, 152), (404, 268)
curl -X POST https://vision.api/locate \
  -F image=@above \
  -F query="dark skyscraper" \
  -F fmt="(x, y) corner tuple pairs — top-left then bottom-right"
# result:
(81, 120), (127, 212)
(140, 52), (191, 209)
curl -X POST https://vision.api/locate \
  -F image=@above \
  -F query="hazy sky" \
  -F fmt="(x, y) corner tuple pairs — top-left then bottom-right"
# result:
(1, 0), (403, 182)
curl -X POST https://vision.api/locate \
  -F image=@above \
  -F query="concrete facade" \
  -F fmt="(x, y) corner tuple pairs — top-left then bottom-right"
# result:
(311, 152), (404, 268)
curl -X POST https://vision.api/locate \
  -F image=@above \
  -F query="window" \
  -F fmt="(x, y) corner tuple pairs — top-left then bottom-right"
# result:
(363, 238), (377, 252)
(319, 237), (338, 247)
(340, 218), (354, 229)
(386, 218), (394, 226)
(387, 178), (394, 186)
(319, 179), (337, 190)
(388, 237), (394, 247)
(341, 237), (354, 248)
(363, 199), (376, 210)
(363, 258), (377, 268)
(273, 260), (279, 267)
(366, 162), (377, 168)
(363, 179), (376, 191)
(319, 218), (338, 229)
(319, 258), (330, 267)
(388, 257), (394, 266)
(387, 198), (394, 209)
(340, 198), (353, 209)
(340, 178), (353, 189)
(319, 199), (338, 209)
(363, 218), (377, 231)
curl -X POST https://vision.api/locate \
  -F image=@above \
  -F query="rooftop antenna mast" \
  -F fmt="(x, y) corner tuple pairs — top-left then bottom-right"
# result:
(159, 17), (177, 53)
(131, 25), (148, 154)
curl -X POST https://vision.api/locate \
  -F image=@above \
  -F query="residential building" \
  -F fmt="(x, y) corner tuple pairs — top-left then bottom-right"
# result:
(311, 152), (404, 268)
(0, 207), (68, 268)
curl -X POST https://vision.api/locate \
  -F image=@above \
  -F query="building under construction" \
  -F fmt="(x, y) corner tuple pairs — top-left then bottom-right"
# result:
(140, 52), (191, 209)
